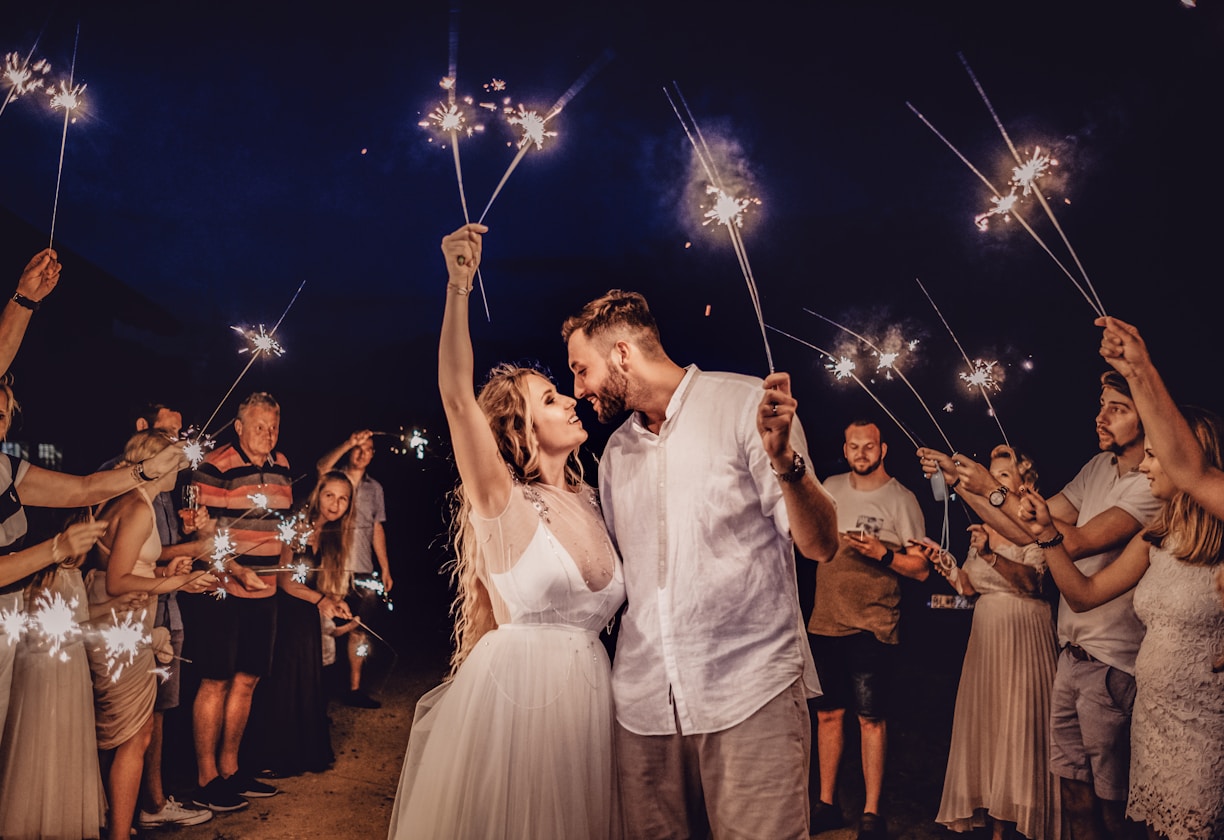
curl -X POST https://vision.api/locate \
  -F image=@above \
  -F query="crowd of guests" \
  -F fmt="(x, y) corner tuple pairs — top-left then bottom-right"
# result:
(0, 250), (394, 838)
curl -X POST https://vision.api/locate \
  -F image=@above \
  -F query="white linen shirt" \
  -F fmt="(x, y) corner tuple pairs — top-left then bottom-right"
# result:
(600, 366), (825, 736)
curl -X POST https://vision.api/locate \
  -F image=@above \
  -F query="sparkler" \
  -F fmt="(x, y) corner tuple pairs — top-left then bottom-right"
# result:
(666, 82), (773, 373)
(476, 51), (611, 225)
(1, 50), (50, 119)
(957, 53), (1106, 317)
(805, 309), (955, 452)
(1, 602), (25, 646)
(47, 25), (85, 250)
(766, 325), (923, 450)
(28, 590), (81, 661)
(196, 279), (305, 439)
(98, 609), (149, 682)
(915, 278), (1013, 449)
(374, 426), (431, 459)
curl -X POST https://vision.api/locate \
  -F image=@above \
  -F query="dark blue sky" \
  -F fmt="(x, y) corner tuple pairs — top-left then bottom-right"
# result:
(3, 1), (1222, 486)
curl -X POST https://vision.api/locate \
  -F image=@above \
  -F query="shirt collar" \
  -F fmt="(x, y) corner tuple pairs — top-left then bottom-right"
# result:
(631, 365), (700, 437)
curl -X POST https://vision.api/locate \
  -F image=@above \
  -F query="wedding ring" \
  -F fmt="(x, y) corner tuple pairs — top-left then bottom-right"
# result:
(771, 403), (778, 415)
(456, 255), (466, 266)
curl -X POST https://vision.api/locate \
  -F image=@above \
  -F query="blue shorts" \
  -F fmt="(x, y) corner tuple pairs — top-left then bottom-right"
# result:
(808, 631), (896, 720)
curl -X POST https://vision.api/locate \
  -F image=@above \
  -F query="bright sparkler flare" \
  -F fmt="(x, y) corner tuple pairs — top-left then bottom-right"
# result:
(484, 79), (506, 92)
(354, 576), (385, 596)
(181, 430), (215, 469)
(1, 604), (25, 646)
(407, 427), (429, 460)
(439, 76), (455, 91)
(827, 356), (856, 380)
(975, 189), (1019, 231)
(291, 562), (309, 585)
(247, 491), (269, 510)
(29, 591), (80, 660)
(232, 324), (285, 357)
(47, 79), (85, 112)
(421, 101), (465, 134)
(3, 53), (50, 98)
(211, 530), (236, 563)
(875, 351), (899, 371)
(100, 609), (149, 682)
(505, 104), (555, 150)
(1011, 147), (1054, 197)
(701, 185), (760, 229)
(355, 641), (371, 658)
(959, 359), (1002, 392)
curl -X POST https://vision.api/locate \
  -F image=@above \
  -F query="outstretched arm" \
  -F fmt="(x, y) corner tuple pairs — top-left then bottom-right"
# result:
(758, 373), (838, 562)
(316, 430), (371, 475)
(1099, 315), (1224, 520)
(0, 249), (61, 376)
(438, 223), (512, 518)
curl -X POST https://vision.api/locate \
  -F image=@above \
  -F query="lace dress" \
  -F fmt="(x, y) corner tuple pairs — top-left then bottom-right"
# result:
(387, 481), (625, 840)
(1127, 545), (1224, 840)
(936, 542), (1060, 840)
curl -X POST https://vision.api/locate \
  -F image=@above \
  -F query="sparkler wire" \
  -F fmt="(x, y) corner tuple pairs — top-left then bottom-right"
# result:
(914, 278), (1012, 450)
(48, 24), (81, 249)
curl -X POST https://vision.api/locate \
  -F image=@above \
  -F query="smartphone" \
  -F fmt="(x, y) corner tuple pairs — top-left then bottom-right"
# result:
(930, 470), (948, 501)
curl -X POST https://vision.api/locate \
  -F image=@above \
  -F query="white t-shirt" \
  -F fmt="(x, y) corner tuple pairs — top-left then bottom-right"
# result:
(1057, 451), (1163, 672)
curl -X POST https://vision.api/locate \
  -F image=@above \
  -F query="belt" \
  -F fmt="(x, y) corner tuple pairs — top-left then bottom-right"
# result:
(1063, 643), (1098, 663)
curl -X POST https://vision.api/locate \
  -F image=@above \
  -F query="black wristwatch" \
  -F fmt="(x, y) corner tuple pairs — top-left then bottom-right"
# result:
(988, 485), (1009, 507)
(771, 451), (807, 483)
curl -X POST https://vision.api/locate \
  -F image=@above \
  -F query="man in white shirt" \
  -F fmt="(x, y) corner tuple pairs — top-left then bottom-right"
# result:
(564, 289), (839, 840)
(920, 371), (1162, 840)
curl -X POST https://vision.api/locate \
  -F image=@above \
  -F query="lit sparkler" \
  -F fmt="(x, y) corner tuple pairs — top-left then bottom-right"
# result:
(28, 590), (80, 661)
(828, 356), (856, 380)
(974, 189), (1018, 231)
(98, 609), (149, 682)
(247, 491), (269, 510)
(1, 51), (50, 118)
(231, 324), (285, 357)
(666, 82), (773, 373)
(915, 278), (1012, 449)
(805, 309), (955, 452)
(211, 530), (236, 564)
(702, 185), (760, 229)
(505, 104), (555, 150)
(355, 641), (371, 658)
(46, 25), (84, 250)
(1, 603), (25, 646)
(1011, 147), (1053, 196)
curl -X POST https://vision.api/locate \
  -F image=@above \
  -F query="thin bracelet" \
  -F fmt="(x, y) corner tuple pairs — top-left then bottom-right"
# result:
(447, 283), (471, 297)
(50, 533), (65, 565)
(314, 592), (326, 605)
(1036, 530), (1065, 550)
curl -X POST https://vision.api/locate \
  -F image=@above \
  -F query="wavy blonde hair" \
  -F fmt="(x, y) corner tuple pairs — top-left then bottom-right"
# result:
(1144, 406), (1224, 567)
(445, 363), (585, 678)
(302, 471), (355, 598)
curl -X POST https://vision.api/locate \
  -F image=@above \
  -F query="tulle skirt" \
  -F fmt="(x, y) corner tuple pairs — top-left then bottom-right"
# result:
(937, 592), (1060, 840)
(387, 623), (620, 840)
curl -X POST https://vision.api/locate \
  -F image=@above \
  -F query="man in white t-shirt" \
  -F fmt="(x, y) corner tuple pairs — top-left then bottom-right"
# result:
(563, 289), (839, 840)
(920, 371), (1161, 839)
(809, 421), (932, 840)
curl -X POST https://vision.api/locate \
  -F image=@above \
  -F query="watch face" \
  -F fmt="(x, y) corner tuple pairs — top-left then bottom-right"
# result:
(989, 487), (1007, 506)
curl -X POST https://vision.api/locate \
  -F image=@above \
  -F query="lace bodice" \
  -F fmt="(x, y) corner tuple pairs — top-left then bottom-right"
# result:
(963, 541), (1046, 597)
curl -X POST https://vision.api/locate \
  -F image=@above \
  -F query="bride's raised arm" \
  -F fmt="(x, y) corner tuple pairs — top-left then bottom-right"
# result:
(438, 223), (510, 517)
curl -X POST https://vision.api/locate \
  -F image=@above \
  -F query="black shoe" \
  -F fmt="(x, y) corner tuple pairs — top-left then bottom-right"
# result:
(810, 800), (845, 834)
(228, 772), (278, 798)
(343, 689), (381, 709)
(191, 777), (248, 812)
(857, 812), (887, 840)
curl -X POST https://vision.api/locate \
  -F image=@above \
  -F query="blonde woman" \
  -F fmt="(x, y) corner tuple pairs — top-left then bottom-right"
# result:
(387, 224), (625, 839)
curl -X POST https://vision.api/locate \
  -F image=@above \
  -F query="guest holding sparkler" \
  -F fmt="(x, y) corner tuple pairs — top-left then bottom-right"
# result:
(920, 370), (1161, 840)
(0, 511), (108, 840)
(563, 288), (838, 839)
(317, 429), (392, 708)
(244, 470), (353, 778)
(86, 429), (218, 840)
(1, 248), (60, 376)
(0, 381), (189, 732)
(387, 223), (625, 839)
(921, 444), (1060, 840)
(183, 391), (290, 812)
(1016, 406), (1224, 840)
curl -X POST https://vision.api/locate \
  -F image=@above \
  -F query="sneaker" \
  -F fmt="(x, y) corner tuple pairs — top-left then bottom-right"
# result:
(191, 777), (248, 813)
(138, 795), (215, 828)
(229, 771), (278, 798)
(857, 811), (887, 840)
(343, 688), (381, 709)
(810, 800), (845, 834)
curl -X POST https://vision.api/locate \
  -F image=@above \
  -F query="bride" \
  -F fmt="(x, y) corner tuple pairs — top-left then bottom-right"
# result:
(387, 223), (625, 839)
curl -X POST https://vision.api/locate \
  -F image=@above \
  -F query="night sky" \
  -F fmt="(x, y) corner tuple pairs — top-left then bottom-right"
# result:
(3, 1), (1223, 539)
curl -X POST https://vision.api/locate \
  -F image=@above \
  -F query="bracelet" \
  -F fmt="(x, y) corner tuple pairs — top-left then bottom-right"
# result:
(131, 461), (159, 483)
(50, 533), (65, 565)
(1036, 530), (1065, 549)
(878, 549), (894, 567)
(12, 292), (39, 311)
(986, 552), (999, 568)
(947, 475), (961, 490)
(314, 592), (326, 605)
(447, 283), (471, 297)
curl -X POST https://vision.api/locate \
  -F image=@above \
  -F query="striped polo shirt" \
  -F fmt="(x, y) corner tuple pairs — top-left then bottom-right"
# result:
(192, 443), (293, 564)
(0, 454), (31, 594)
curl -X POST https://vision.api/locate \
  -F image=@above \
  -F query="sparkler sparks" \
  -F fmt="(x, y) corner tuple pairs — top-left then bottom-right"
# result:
(211, 530), (236, 563)
(974, 189), (1018, 231)
(47, 78), (85, 113)
(232, 324), (285, 357)
(355, 641), (371, 658)
(828, 356), (856, 380)
(1010, 147), (1054, 197)
(1, 604), (25, 646)
(2, 52), (50, 99)
(181, 431), (215, 469)
(702, 185), (760, 229)
(290, 562), (309, 584)
(99, 610), (149, 682)
(505, 104), (556, 150)
(959, 359), (1001, 392)
(28, 591), (80, 661)
(421, 101), (465, 134)
(247, 491), (269, 510)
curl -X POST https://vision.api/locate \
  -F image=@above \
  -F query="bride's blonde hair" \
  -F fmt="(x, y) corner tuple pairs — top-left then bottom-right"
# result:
(445, 363), (584, 678)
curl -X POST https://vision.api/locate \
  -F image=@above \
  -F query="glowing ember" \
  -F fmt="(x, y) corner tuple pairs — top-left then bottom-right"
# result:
(355, 641), (371, 658)
(875, 351), (899, 371)
(702, 185), (759, 229)
(439, 76), (455, 91)
(247, 491), (269, 510)
(29, 591), (80, 659)
(291, 562), (309, 585)
(975, 189), (1018, 231)
(422, 101), (464, 133)
(506, 104), (555, 150)
(1011, 147), (1054, 197)
(3, 53), (50, 98)
(47, 79), (85, 112)
(99, 609), (149, 682)
(943, 402), (955, 413)
(211, 530), (236, 563)
(354, 577), (385, 596)
(827, 356), (856, 380)
(484, 79), (506, 92)
(180, 427), (215, 469)
(232, 324), (285, 357)
(959, 359), (1001, 392)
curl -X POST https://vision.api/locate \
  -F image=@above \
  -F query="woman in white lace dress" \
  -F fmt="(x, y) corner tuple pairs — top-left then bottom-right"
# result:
(1022, 406), (1224, 840)
(386, 223), (625, 839)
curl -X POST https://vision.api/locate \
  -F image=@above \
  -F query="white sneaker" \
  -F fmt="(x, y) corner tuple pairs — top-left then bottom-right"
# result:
(137, 796), (215, 828)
